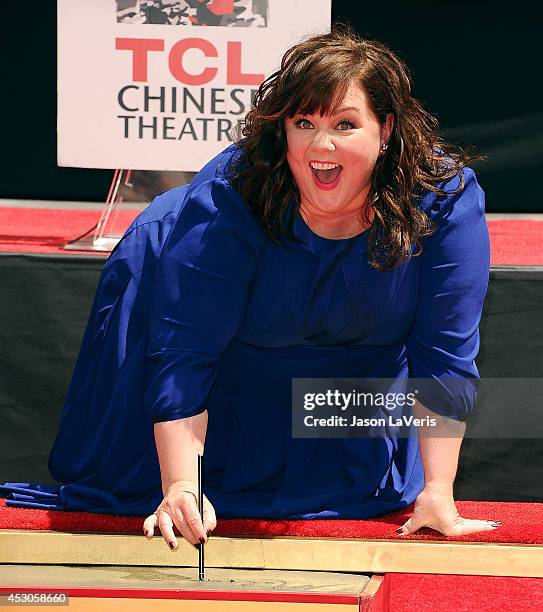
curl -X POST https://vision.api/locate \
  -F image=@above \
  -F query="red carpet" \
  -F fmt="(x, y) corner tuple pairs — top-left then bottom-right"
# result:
(489, 219), (543, 265)
(0, 207), (541, 264)
(384, 573), (543, 611)
(0, 208), (139, 255)
(1, 498), (542, 544)
(3, 498), (542, 609)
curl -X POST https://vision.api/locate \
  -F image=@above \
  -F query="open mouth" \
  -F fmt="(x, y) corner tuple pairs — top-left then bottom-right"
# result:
(309, 162), (343, 189)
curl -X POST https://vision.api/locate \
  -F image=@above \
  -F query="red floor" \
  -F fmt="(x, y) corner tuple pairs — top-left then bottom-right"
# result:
(1, 499), (542, 610)
(0, 207), (542, 265)
(1, 498), (542, 544)
(383, 573), (543, 611)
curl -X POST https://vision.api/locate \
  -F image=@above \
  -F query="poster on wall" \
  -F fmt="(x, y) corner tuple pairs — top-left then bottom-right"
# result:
(57, 0), (332, 171)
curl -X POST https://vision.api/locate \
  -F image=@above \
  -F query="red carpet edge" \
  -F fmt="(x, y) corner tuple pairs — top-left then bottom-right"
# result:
(1, 498), (542, 544)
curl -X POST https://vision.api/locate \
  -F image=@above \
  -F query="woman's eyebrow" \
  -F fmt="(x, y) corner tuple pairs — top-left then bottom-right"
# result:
(332, 106), (360, 114)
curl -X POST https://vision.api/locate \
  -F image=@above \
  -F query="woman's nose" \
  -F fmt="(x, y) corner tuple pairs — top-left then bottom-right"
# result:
(311, 129), (336, 152)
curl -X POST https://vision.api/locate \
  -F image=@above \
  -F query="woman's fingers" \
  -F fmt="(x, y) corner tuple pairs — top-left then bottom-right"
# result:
(202, 495), (217, 535)
(153, 492), (206, 548)
(143, 492), (217, 548)
(398, 514), (502, 537)
(180, 496), (207, 544)
(396, 489), (503, 537)
(155, 508), (180, 549)
(396, 515), (428, 535)
(441, 518), (501, 537)
(142, 513), (157, 538)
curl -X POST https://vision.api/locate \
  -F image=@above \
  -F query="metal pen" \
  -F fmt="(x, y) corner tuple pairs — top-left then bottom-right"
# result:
(198, 453), (204, 581)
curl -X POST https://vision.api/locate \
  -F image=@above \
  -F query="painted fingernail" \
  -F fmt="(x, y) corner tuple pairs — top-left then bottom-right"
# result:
(193, 543), (200, 550)
(169, 542), (176, 550)
(396, 527), (404, 534)
(199, 537), (205, 544)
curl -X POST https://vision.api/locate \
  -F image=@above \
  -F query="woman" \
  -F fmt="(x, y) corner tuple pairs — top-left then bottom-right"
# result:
(1, 27), (499, 547)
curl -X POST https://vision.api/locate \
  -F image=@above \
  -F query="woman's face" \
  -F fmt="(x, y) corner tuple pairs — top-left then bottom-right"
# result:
(285, 82), (393, 218)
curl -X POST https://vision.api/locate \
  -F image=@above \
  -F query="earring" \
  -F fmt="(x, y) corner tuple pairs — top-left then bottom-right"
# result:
(379, 142), (388, 156)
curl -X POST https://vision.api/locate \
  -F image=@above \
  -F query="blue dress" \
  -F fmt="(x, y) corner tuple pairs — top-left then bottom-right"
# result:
(1, 145), (490, 518)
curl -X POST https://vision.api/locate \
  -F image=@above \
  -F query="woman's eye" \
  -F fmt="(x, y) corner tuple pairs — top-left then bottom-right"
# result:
(295, 118), (313, 129)
(337, 120), (355, 130)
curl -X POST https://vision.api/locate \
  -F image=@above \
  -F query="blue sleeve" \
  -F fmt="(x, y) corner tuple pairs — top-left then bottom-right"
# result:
(144, 178), (264, 423)
(406, 168), (490, 421)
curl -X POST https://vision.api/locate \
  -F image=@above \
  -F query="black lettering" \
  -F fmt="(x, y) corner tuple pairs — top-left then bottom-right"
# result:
(210, 88), (226, 115)
(217, 118), (233, 141)
(143, 86), (166, 113)
(117, 114), (135, 138)
(162, 117), (176, 140)
(195, 117), (213, 140)
(183, 88), (205, 114)
(178, 118), (198, 140)
(118, 86), (139, 112)
(138, 115), (158, 139)
(229, 89), (245, 115)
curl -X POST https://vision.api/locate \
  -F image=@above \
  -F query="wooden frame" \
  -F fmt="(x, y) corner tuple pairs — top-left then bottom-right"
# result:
(1, 530), (542, 578)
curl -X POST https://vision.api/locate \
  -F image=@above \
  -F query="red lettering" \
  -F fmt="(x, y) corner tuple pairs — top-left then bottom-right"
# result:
(168, 38), (218, 85)
(115, 38), (165, 82)
(227, 42), (265, 86)
(116, 37), (264, 87)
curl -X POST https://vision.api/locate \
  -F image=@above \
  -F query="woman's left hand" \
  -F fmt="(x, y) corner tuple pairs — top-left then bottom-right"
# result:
(396, 486), (502, 537)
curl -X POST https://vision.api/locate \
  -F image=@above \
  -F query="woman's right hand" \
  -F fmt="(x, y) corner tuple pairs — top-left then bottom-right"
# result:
(142, 481), (217, 550)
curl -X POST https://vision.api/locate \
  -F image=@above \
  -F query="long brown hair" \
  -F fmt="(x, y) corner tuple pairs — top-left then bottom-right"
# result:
(228, 25), (483, 271)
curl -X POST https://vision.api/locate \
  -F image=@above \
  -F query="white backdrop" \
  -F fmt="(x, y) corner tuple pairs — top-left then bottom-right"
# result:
(57, 0), (331, 171)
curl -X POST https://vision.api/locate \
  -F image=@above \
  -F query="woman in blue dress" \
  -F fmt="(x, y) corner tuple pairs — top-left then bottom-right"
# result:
(2, 27), (500, 547)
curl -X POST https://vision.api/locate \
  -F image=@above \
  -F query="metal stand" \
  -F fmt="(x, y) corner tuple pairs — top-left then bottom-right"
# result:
(63, 169), (131, 252)
(63, 168), (195, 253)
